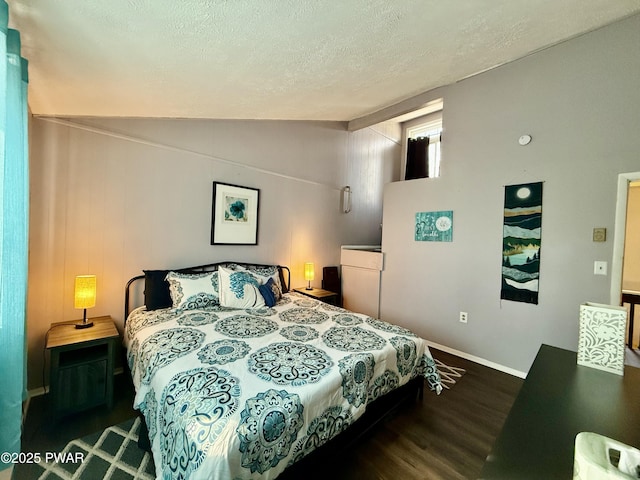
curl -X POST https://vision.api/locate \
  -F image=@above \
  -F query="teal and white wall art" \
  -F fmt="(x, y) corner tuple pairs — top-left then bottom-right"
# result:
(501, 182), (543, 304)
(415, 211), (453, 242)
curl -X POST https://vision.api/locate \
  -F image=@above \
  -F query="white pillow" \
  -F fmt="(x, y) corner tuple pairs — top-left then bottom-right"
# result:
(246, 265), (283, 294)
(165, 271), (219, 310)
(218, 267), (265, 309)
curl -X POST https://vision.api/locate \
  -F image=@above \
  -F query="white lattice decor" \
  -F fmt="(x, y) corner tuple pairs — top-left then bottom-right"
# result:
(577, 302), (627, 375)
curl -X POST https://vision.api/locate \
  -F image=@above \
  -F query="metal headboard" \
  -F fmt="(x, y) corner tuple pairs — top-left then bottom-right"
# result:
(124, 261), (291, 320)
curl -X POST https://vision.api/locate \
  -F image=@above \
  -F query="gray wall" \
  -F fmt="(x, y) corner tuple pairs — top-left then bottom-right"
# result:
(27, 117), (400, 389)
(380, 14), (640, 374)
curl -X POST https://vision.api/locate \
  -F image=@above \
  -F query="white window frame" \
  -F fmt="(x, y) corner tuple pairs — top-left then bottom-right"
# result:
(402, 110), (443, 179)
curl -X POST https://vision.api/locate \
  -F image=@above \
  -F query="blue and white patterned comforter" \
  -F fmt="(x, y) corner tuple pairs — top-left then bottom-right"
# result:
(125, 292), (442, 480)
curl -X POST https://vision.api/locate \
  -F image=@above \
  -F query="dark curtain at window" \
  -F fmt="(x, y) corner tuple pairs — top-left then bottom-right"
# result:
(405, 136), (430, 180)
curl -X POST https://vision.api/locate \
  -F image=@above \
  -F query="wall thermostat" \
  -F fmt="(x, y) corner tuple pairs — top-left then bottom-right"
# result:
(518, 135), (532, 146)
(593, 227), (606, 242)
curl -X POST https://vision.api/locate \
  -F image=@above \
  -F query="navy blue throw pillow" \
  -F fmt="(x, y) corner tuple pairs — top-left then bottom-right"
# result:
(258, 278), (278, 307)
(143, 270), (172, 311)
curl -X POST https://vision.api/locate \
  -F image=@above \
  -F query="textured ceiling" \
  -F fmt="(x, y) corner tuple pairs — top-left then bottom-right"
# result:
(7, 0), (640, 121)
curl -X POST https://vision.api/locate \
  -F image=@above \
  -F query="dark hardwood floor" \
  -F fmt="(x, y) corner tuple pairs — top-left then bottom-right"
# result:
(291, 348), (523, 480)
(17, 348), (522, 480)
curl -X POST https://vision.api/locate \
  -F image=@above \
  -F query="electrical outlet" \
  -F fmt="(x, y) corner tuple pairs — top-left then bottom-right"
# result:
(459, 312), (468, 323)
(594, 261), (607, 276)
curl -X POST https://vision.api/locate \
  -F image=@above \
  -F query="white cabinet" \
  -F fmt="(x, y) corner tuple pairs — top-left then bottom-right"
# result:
(340, 246), (384, 318)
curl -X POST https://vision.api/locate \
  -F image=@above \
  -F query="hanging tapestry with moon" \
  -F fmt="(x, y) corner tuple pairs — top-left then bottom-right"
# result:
(501, 182), (543, 304)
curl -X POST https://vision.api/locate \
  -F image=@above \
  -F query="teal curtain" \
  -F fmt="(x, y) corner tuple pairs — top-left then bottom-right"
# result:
(0, 0), (29, 471)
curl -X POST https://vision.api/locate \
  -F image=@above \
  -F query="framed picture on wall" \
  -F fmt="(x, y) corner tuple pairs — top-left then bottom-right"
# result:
(211, 182), (260, 245)
(415, 210), (453, 242)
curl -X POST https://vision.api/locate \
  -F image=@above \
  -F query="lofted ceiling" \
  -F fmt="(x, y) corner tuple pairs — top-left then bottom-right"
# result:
(7, 0), (640, 122)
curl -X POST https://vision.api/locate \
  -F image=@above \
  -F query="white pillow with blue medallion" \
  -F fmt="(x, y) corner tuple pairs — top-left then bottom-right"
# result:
(218, 266), (265, 309)
(165, 271), (219, 310)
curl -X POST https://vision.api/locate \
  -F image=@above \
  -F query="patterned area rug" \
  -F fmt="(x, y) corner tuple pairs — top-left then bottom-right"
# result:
(22, 417), (155, 480)
(435, 358), (466, 390)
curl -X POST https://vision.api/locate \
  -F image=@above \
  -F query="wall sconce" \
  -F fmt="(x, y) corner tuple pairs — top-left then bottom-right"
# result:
(304, 263), (315, 290)
(74, 275), (96, 329)
(342, 186), (352, 214)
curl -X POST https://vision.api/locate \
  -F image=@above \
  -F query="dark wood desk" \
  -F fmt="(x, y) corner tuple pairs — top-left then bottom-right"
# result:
(622, 289), (640, 349)
(481, 344), (640, 479)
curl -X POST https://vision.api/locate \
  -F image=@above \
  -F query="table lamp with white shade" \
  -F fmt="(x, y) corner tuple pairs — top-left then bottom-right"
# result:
(304, 263), (314, 290)
(74, 275), (96, 329)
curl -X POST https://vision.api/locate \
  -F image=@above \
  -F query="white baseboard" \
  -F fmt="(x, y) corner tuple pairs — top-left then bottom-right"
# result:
(27, 386), (46, 398)
(22, 396), (31, 426)
(426, 341), (527, 379)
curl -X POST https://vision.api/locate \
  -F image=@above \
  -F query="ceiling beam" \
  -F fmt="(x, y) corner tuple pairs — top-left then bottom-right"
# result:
(347, 88), (446, 131)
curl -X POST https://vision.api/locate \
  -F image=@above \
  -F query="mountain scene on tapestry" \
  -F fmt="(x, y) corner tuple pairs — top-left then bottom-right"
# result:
(501, 181), (543, 305)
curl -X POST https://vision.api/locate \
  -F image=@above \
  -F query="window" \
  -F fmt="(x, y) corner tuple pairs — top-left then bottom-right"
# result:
(403, 109), (443, 179)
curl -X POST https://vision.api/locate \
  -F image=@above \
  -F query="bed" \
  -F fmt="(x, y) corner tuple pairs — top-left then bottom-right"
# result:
(123, 261), (442, 480)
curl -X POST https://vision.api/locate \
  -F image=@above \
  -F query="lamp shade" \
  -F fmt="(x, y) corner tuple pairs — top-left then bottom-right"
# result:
(304, 263), (315, 281)
(74, 275), (96, 309)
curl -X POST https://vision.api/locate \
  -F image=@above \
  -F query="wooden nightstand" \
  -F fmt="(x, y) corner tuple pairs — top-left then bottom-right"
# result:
(293, 287), (339, 306)
(46, 315), (119, 419)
